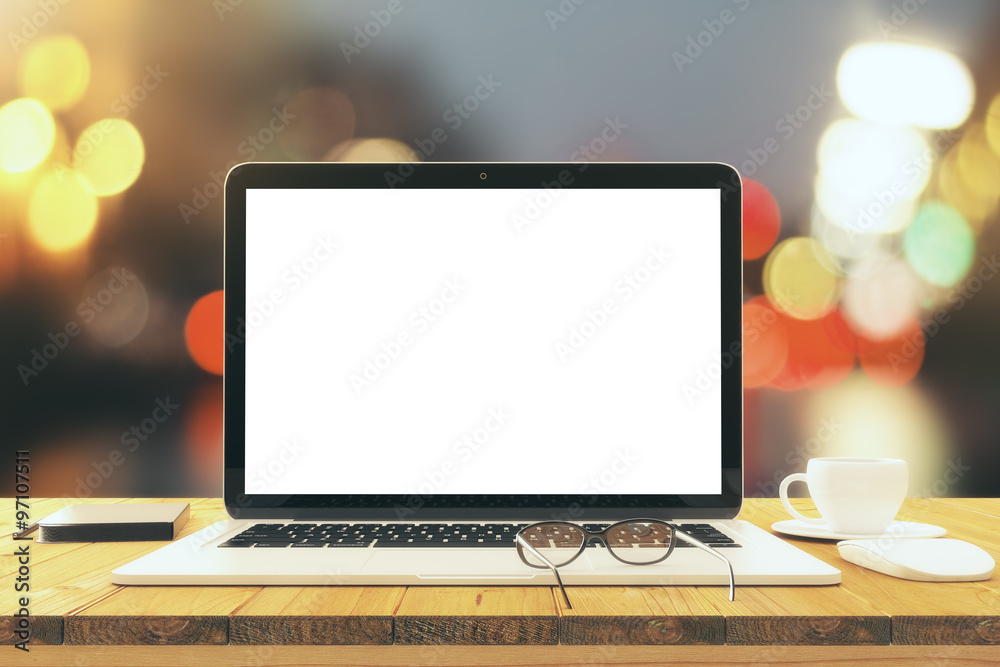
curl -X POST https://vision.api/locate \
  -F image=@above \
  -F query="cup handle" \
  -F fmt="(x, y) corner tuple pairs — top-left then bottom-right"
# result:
(779, 473), (826, 525)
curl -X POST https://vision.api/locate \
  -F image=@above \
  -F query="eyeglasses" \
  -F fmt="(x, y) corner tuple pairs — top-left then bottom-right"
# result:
(515, 519), (735, 609)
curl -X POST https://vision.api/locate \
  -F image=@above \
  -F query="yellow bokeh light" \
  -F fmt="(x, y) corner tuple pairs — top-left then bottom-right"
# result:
(938, 143), (997, 233)
(808, 374), (951, 496)
(0, 98), (56, 173)
(73, 119), (145, 196)
(764, 237), (841, 320)
(28, 171), (99, 252)
(954, 128), (1000, 203)
(837, 43), (974, 129)
(332, 138), (418, 162)
(986, 93), (1000, 158)
(18, 35), (90, 111)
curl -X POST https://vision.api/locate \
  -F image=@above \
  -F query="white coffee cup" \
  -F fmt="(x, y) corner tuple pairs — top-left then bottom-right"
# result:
(778, 457), (908, 535)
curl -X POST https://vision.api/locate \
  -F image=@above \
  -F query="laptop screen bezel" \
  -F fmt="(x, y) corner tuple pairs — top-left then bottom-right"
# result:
(224, 162), (742, 521)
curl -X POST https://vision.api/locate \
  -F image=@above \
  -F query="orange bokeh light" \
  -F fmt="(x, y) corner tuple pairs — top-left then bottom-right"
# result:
(185, 290), (224, 375)
(184, 380), (224, 488)
(857, 319), (925, 387)
(770, 307), (856, 391)
(742, 178), (781, 260)
(743, 298), (789, 388)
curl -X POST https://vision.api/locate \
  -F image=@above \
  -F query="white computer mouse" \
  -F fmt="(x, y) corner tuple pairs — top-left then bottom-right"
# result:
(837, 538), (995, 582)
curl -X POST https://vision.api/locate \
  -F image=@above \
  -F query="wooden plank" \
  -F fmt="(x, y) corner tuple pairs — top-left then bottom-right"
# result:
(739, 498), (1000, 645)
(0, 615), (62, 646)
(928, 498), (1000, 518)
(722, 586), (889, 645)
(2, 499), (218, 646)
(65, 615), (228, 645)
(394, 587), (558, 645)
(230, 586), (404, 645)
(64, 500), (254, 645)
(67, 586), (255, 645)
(18, 644), (1000, 666)
(558, 586), (725, 645)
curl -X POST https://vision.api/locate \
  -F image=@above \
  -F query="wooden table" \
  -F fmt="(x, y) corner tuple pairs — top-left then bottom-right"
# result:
(3, 498), (999, 665)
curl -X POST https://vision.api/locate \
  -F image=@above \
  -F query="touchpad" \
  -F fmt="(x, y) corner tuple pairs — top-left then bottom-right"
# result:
(362, 549), (596, 579)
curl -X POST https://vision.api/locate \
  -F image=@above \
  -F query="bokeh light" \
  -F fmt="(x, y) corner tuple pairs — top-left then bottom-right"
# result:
(73, 118), (146, 196)
(903, 201), (974, 287)
(987, 92), (1000, 158)
(937, 125), (1000, 233)
(17, 35), (90, 111)
(810, 208), (890, 276)
(331, 137), (419, 162)
(764, 237), (841, 320)
(857, 318), (925, 387)
(815, 120), (929, 233)
(185, 291), (224, 376)
(28, 171), (99, 252)
(842, 255), (924, 341)
(770, 307), (855, 391)
(279, 87), (356, 161)
(184, 380), (225, 489)
(81, 267), (151, 347)
(742, 178), (781, 260)
(743, 297), (789, 388)
(807, 374), (950, 496)
(0, 98), (56, 173)
(837, 43), (974, 129)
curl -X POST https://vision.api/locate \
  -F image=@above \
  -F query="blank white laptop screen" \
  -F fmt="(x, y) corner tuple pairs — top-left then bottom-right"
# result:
(243, 188), (721, 496)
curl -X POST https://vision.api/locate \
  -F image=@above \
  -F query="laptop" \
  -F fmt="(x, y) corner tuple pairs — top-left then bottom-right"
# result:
(113, 162), (840, 587)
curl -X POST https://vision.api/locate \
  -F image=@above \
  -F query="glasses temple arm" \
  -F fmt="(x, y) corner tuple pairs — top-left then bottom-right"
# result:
(674, 529), (736, 602)
(516, 535), (573, 610)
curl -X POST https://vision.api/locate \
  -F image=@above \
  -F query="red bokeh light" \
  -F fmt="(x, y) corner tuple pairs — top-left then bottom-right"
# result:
(742, 178), (781, 260)
(858, 318), (925, 386)
(184, 380), (224, 488)
(184, 290), (224, 375)
(743, 298), (789, 388)
(769, 306), (856, 391)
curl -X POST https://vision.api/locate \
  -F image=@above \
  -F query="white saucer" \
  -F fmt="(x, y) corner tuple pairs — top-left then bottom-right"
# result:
(771, 519), (946, 541)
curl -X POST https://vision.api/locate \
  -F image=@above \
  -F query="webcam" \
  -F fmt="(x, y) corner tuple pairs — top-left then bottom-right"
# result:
(479, 172), (487, 180)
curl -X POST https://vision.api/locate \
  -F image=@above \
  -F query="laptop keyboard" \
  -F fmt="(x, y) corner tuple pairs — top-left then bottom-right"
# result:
(218, 523), (741, 549)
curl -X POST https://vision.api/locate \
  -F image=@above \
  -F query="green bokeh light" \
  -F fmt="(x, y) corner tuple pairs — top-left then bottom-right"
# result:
(903, 201), (974, 287)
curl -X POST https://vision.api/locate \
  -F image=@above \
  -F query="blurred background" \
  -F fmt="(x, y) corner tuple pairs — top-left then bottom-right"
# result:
(2, 0), (999, 498)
